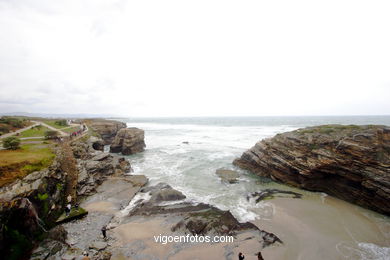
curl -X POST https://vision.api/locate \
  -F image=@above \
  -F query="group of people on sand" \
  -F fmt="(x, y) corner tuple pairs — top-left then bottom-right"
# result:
(239, 251), (264, 260)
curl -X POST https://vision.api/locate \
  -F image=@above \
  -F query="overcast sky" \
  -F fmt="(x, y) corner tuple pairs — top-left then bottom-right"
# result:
(0, 0), (389, 117)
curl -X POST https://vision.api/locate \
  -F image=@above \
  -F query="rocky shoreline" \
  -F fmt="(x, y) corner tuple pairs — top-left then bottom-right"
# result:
(3, 121), (389, 259)
(1, 119), (282, 260)
(234, 124), (390, 216)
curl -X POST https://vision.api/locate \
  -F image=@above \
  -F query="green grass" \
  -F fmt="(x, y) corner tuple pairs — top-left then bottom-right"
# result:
(56, 207), (88, 224)
(42, 120), (67, 129)
(298, 124), (364, 135)
(62, 126), (81, 133)
(19, 125), (51, 138)
(0, 143), (55, 187)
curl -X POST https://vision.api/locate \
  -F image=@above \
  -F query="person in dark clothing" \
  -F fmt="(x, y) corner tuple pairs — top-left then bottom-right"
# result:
(238, 252), (245, 260)
(257, 252), (264, 260)
(101, 225), (107, 239)
(65, 203), (71, 216)
(64, 206), (70, 216)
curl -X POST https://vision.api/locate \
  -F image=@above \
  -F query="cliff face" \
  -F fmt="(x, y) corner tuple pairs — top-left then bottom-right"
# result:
(234, 125), (390, 215)
(110, 127), (145, 155)
(89, 120), (126, 144)
(0, 136), (131, 259)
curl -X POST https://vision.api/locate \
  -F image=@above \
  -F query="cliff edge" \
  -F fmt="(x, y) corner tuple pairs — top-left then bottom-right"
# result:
(234, 125), (390, 215)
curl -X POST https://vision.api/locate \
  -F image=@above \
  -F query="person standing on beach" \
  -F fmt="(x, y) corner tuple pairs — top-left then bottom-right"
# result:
(238, 252), (245, 260)
(257, 252), (264, 260)
(101, 225), (107, 239)
(81, 252), (90, 260)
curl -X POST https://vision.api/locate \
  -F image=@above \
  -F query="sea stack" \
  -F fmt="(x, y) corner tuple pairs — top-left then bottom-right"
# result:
(89, 120), (127, 144)
(110, 127), (146, 155)
(233, 125), (390, 215)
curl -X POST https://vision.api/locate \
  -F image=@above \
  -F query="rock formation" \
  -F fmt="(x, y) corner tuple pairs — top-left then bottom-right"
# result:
(129, 183), (282, 247)
(72, 138), (132, 196)
(110, 127), (145, 155)
(89, 120), (126, 144)
(0, 136), (132, 259)
(234, 125), (390, 215)
(215, 168), (239, 183)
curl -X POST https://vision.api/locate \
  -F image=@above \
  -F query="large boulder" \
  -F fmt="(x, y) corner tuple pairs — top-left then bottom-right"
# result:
(110, 128), (145, 155)
(147, 183), (186, 203)
(89, 120), (126, 145)
(215, 168), (239, 183)
(234, 125), (390, 215)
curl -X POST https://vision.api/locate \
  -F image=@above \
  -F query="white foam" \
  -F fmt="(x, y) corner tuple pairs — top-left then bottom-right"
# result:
(358, 243), (390, 260)
(118, 191), (151, 218)
(336, 241), (390, 260)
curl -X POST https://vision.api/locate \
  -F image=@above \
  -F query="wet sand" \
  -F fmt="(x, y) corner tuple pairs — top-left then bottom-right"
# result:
(63, 174), (390, 260)
(111, 216), (277, 260)
(252, 195), (390, 260)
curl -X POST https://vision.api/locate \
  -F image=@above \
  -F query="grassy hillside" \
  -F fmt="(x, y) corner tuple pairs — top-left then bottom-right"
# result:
(19, 125), (51, 138)
(0, 143), (55, 187)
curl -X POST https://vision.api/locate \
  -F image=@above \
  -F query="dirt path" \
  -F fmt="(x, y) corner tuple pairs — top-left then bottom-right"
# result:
(0, 122), (39, 139)
(32, 120), (68, 137)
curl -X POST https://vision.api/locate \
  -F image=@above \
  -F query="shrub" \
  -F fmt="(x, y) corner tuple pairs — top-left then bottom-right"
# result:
(0, 117), (26, 128)
(3, 136), (21, 150)
(45, 130), (58, 139)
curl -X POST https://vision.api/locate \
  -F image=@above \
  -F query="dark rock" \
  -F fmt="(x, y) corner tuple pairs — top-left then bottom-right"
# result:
(91, 138), (105, 151)
(47, 225), (68, 243)
(234, 124), (390, 215)
(115, 157), (132, 173)
(129, 184), (282, 248)
(215, 168), (239, 183)
(110, 128), (145, 155)
(247, 189), (302, 203)
(30, 239), (68, 260)
(89, 120), (127, 145)
(92, 153), (110, 161)
(150, 187), (186, 203)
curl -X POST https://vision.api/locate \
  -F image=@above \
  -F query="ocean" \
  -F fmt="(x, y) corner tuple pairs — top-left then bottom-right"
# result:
(118, 116), (390, 259)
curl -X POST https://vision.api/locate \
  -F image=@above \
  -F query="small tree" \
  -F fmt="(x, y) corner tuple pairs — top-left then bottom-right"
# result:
(3, 136), (21, 150)
(45, 130), (59, 139)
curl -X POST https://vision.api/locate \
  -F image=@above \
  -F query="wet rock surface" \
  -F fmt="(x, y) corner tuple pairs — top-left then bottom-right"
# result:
(234, 124), (390, 215)
(110, 127), (146, 155)
(128, 183), (282, 247)
(216, 168), (239, 183)
(75, 140), (132, 197)
(247, 189), (302, 203)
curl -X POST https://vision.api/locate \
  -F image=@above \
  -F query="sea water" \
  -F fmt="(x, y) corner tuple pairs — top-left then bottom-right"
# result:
(119, 116), (390, 259)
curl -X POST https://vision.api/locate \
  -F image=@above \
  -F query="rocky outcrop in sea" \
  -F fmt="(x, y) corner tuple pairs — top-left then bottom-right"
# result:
(234, 125), (390, 215)
(110, 127), (146, 155)
(89, 119), (126, 144)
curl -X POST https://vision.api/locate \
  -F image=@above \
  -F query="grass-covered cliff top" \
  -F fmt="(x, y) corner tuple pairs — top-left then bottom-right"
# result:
(0, 143), (55, 187)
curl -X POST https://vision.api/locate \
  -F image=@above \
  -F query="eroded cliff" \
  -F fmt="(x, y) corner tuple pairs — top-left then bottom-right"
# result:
(234, 125), (390, 215)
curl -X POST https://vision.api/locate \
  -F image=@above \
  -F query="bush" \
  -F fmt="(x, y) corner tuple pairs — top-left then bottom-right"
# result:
(3, 136), (21, 150)
(55, 120), (68, 127)
(0, 117), (27, 128)
(0, 125), (11, 135)
(45, 130), (58, 139)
